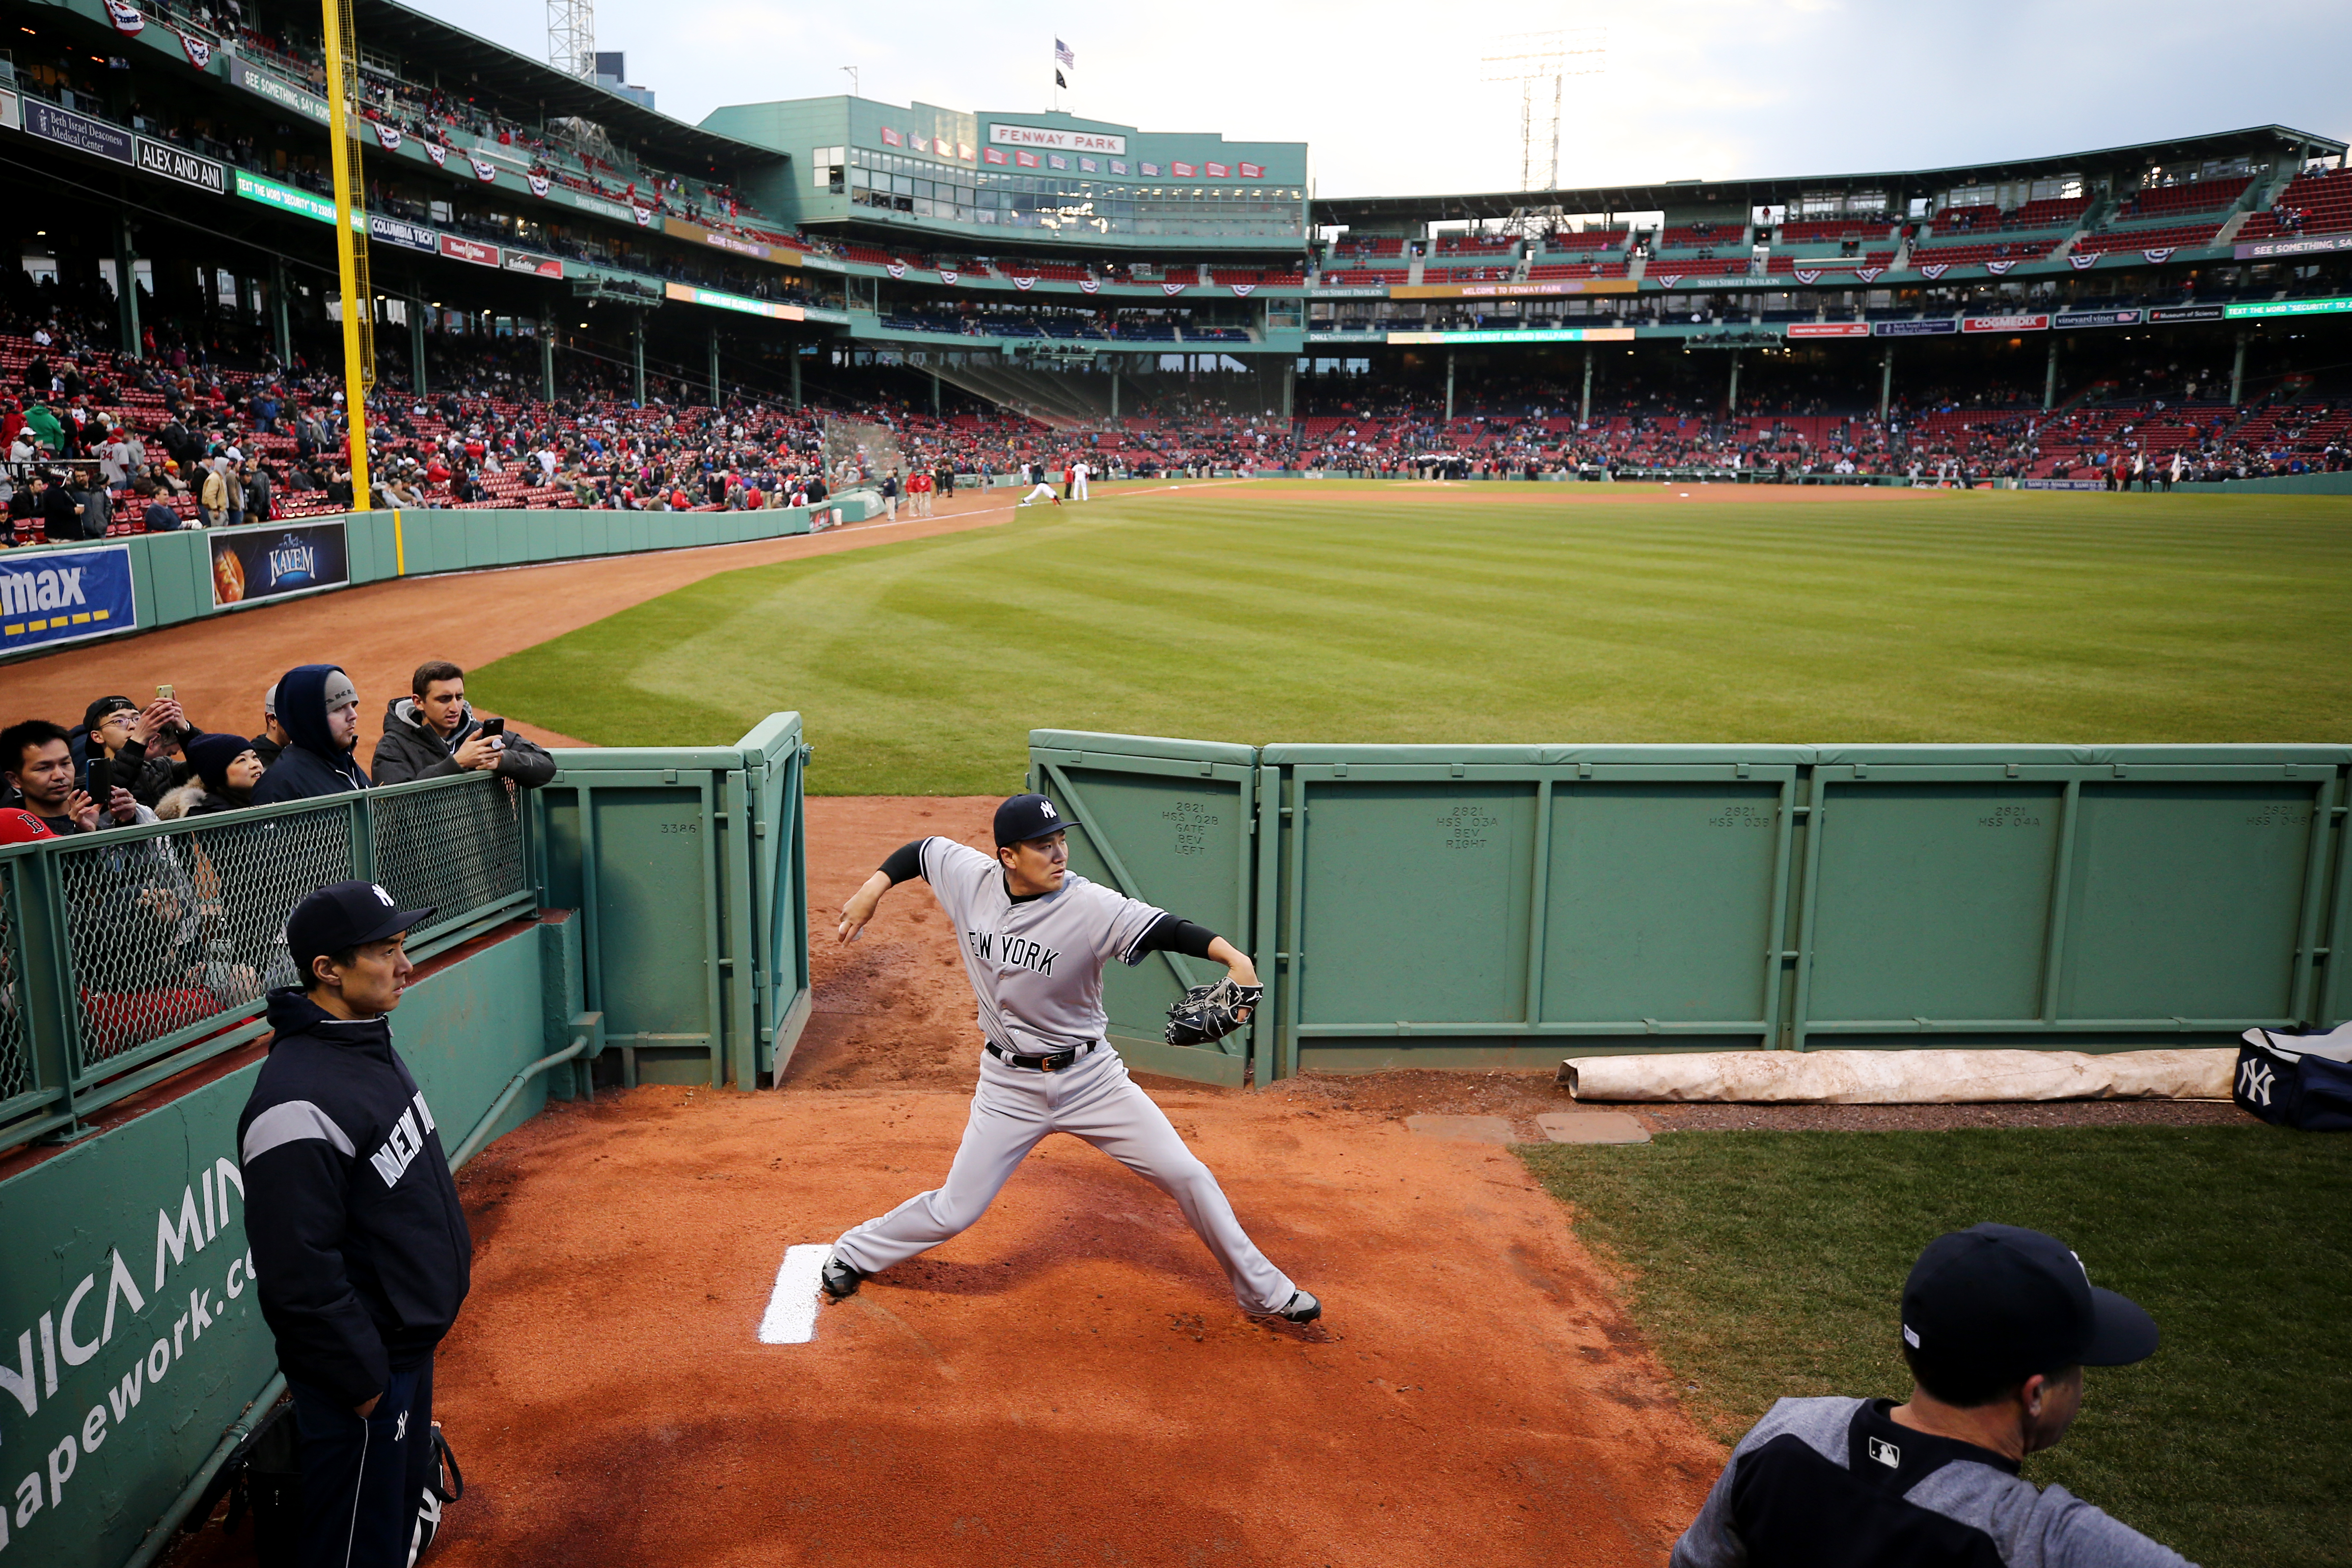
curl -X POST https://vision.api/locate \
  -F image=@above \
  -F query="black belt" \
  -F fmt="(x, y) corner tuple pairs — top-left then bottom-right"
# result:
(985, 1040), (1098, 1073)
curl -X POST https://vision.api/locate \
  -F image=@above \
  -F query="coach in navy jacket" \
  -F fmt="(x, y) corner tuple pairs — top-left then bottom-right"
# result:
(239, 881), (469, 1568)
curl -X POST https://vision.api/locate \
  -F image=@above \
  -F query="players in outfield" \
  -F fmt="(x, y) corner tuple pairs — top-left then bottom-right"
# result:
(824, 793), (1318, 1323)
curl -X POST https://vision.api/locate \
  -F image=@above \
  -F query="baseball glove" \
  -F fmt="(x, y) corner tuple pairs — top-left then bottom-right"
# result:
(1165, 979), (1263, 1046)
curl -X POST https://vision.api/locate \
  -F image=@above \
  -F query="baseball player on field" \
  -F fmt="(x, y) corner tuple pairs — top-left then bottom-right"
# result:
(822, 794), (1319, 1323)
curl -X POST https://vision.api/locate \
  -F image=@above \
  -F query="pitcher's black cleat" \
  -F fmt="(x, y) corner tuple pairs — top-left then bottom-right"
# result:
(1271, 1290), (1320, 1324)
(820, 1256), (865, 1299)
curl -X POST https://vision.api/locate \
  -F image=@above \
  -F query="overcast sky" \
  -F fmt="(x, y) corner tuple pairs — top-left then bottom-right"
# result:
(408, 0), (2345, 198)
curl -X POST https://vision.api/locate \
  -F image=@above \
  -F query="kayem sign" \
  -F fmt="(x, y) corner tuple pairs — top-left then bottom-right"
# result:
(1961, 313), (2051, 333)
(988, 122), (1127, 156)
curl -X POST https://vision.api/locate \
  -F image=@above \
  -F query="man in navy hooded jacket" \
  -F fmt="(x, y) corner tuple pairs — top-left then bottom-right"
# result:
(253, 664), (370, 804)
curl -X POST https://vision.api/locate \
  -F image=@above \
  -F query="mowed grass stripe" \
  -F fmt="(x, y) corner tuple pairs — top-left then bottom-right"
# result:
(469, 489), (2352, 793)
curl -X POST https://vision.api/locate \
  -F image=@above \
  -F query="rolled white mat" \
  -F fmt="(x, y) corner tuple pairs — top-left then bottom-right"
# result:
(1558, 1048), (2236, 1104)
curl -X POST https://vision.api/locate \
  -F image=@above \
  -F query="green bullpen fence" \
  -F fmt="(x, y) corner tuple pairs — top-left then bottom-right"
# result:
(0, 501), (882, 665)
(1031, 734), (2352, 1079)
(0, 714), (808, 1568)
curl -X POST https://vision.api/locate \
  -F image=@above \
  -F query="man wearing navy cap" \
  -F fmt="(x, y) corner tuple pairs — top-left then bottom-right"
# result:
(1671, 1222), (2190, 1566)
(238, 881), (468, 1568)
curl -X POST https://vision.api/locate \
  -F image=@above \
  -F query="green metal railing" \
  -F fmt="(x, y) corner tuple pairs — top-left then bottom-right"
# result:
(0, 771), (534, 1154)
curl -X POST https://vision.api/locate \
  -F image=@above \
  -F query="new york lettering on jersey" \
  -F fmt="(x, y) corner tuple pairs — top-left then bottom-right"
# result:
(963, 928), (1062, 976)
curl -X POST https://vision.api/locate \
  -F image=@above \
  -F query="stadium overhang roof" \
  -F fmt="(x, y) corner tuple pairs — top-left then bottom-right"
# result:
(353, 0), (778, 172)
(1313, 124), (2347, 228)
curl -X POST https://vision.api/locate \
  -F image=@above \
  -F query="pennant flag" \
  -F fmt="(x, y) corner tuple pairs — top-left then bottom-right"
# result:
(423, 141), (448, 167)
(1855, 266), (1883, 282)
(1013, 276), (1036, 290)
(958, 142), (975, 162)
(880, 127), (902, 147)
(1056, 38), (1075, 68)
(468, 155), (499, 184)
(2069, 252), (2098, 270)
(633, 204), (654, 226)
(372, 121), (403, 151)
(984, 147), (1006, 165)
(105, 0), (144, 36)
(939, 269), (959, 284)
(1918, 262), (1948, 279)
(1055, 69), (1067, 89)
(175, 28), (211, 68)
(1652, 274), (1682, 289)
(2143, 247), (2176, 264)
(1231, 283), (1256, 298)
(1985, 260), (2015, 275)
(1161, 282), (1186, 296)
(1793, 268), (1822, 284)
(1239, 162), (1263, 179)
(885, 261), (906, 279)
(1079, 278), (1100, 294)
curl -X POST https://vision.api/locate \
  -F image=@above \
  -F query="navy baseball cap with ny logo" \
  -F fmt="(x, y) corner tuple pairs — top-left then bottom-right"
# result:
(994, 794), (1069, 847)
(1902, 1223), (2158, 1381)
(287, 880), (437, 976)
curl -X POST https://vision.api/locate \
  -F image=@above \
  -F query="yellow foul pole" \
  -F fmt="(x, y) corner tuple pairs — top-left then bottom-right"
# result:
(320, 0), (373, 509)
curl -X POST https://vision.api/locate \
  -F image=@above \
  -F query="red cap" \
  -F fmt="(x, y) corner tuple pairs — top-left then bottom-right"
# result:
(0, 809), (56, 845)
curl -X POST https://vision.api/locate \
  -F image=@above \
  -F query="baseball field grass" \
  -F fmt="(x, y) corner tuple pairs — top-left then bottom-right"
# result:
(1520, 1126), (2352, 1568)
(467, 483), (2352, 793)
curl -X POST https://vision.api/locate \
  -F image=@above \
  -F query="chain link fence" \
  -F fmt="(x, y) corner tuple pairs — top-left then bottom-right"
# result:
(0, 865), (30, 1105)
(45, 774), (529, 1082)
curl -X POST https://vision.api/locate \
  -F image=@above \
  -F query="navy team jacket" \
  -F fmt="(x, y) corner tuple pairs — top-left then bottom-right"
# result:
(237, 987), (472, 1406)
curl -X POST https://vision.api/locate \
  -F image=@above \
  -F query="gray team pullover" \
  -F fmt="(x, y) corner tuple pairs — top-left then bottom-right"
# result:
(1670, 1396), (2194, 1568)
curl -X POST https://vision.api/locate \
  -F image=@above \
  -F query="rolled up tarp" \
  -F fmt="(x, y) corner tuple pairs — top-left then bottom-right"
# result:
(1559, 1048), (2235, 1104)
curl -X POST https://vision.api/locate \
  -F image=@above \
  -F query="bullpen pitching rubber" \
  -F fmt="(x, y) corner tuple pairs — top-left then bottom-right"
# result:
(758, 1244), (832, 1343)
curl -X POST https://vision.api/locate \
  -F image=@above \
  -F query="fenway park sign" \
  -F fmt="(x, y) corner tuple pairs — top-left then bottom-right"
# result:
(988, 122), (1126, 156)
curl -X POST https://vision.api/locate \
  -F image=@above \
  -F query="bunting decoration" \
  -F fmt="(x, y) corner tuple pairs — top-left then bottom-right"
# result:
(1078, 277), (1099, 293)
(468, 154), (498, 184)
(423, 142), (448, 168)
(1161, 282), (1186, 296)
(1652, 274), (1682, 289)
(1793, 268), (1822, 284)
(372, 121), (403, 151)
(105, 0), (144, 36)
(2069, 252), (2099, 270)
(175, 28), (211, 68)
(1985, 260), (2015, 275)
(938, 269), (959, 285)
(1012, 276), (1036, 290)
(1855, 266), (1883, 282)
(633, 205), (654, 226)
(885, 261), (907, 279)
(527, 172), (550, 197)
(1230, 283), (1255, 298)
(1918, 263), (1948, 280)
(2143, 247), (2176, 264)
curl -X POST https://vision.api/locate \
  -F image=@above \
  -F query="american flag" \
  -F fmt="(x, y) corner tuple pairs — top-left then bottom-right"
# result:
(1055, 38), (1075, 68)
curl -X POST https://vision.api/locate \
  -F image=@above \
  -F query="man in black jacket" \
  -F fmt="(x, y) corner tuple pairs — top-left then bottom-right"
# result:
(253, 664), (370, 804)
(238, 880), (469, 1568)
(371, 660), (556, 789)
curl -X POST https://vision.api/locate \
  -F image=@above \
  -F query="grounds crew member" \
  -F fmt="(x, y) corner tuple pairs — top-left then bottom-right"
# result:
(373, 660), (556, 789)
(239, 880), (469, 1568)
(1670, 1223), (2188, 1567)
(824, 794), (1318, 1323)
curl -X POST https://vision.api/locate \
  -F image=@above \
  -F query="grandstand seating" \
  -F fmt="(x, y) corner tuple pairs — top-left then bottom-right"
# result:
(1931, 206), (2004, 234)
(2009, 196), (2092, 229)
(1326, 269), (1409, 286)
(1646, 257), (1754, 280)
(1905, 239), (2058, 269)
(1655, 223), (1745, 249)
(1536, 228), (1629, 253)
(2237, 167), (2352, 240)
(1332, 237), (1406, 258)
(2072, 221), (2228, 255)
(2116, 175), (2252, 220)
(1775, 219), (1892, 244)
(1433, 235), (1515, 255)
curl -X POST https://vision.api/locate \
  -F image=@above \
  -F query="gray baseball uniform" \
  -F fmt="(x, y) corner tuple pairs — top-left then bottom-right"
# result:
(829, 836), (1297, 1313)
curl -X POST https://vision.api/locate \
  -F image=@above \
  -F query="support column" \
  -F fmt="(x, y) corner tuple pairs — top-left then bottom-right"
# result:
(708, 326), (721, 409)
(631, 312), (647, 406)
(1726, 350), (1741, 415)
(1281, 359), (1294, 420)
(930, 366), (940, 414)
(2229, 330), (2249, 406)
(2043, 335), (2059, 411)
(1110, 372), (1119, 421)
(410, 300), (428, 395)
(271, 256), (292, 369)
(1445, 352), (1456, 421)
(540, 307), (555, 401)
(791, 344), (802, 410)
(114, 213), (139, 359)
(1579, 345), (1593, 426)
(1878, 343), (1894, 420)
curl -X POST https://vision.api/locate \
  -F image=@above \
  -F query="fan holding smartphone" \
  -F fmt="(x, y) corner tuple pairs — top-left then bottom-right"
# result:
(371, 661), (556, 792)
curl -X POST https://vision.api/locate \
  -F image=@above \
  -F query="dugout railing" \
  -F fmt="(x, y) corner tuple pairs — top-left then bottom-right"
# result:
(1031, 735), (2352, 1081)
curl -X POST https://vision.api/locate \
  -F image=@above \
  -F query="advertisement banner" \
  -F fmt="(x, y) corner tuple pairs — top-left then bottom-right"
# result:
(1960, 313), (2051, 333)
(235, 168), (354, 228)
(2224, 295), (2352, 320)
(1391, 278), (1637, 301)
(210, 521), (348, 609)
(228, 57), (329, 122)
(2055, 308), (2142, 330)
(1385, 327), (1637, 345)
(367, 212), (438, 253)
(0, 88), (18, 133)
(662, 282), (805, 321)
(1786, 322), (1871, 338)
(438, 235), (499, 267)
(26, 101), (134, 165)
(2235, 234), (2351, 261)
(2147, 304), (2226, 324)
(988, 123), (1126, 155)
(134, 136), (225, 194)
(501, 249), (563, 278)
(1872, 318), (1958, 337)
(2020, 479), (2108, 491)
(0, 543), (136, 653)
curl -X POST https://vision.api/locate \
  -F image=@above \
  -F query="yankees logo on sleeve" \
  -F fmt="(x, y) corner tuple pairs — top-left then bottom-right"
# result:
(917, 837), (1164, 1056)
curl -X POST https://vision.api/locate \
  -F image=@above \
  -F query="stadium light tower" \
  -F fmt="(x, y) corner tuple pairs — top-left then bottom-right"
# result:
(548, 0), (596, 79)
(1480, 29), (1606, 215)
